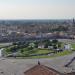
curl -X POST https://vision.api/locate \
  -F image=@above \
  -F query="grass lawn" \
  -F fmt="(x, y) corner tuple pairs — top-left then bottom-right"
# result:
(54, 50), (72, 57)
(23, 48), (52, 55)
(34, 48), (53, 54)
(72, 44), (75, 50)
(25, 50), (73, 59)
(17, 48), (53, 57)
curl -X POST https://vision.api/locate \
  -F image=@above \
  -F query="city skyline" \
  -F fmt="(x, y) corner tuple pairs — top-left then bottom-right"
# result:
(0, 0), (75, 19)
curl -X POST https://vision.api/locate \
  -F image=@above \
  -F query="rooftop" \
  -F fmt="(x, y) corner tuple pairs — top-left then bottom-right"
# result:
(24, 63), (61, 75)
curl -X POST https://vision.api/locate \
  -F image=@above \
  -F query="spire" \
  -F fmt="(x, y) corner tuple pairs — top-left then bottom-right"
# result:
(73, 18), (75, 25)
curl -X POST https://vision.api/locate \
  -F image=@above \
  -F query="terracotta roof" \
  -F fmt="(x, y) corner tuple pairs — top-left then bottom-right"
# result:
(24, 64), (62, 75)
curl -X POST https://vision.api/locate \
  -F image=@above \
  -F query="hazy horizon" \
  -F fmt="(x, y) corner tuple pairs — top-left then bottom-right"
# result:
(0, 0), (75, 19)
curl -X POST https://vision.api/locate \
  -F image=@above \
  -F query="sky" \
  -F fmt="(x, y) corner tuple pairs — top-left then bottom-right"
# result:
(0, 0), (75, 19)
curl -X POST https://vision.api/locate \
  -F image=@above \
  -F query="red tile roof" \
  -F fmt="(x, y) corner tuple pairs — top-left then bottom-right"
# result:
(24, 64), (62, 75)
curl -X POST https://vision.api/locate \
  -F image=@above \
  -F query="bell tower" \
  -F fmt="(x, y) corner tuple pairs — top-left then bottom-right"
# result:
(70, 18), (75, 34)
(73, 18), (75, 26)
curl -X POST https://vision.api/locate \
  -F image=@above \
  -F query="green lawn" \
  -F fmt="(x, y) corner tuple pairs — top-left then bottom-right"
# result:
(55, 50), (72, 56)
(29, 50), (73, 59)
(72, 44), (75, 50)
(34, 48), (52, 54)
(16, 48), (52, 57)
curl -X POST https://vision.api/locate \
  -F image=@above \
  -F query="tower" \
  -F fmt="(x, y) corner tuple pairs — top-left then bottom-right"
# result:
(73, 18), (75, 26)
(70, 18), (75, 35)
(72, 18), (75, 34)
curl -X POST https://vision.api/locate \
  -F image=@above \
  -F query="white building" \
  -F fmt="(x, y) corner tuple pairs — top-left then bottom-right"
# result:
(38, 44), (45, 49)
(64, 44), (71, 50)
(48, 46), (53, 49)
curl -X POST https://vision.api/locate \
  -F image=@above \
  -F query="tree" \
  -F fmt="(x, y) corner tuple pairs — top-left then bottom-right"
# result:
(44, 39), (52, 48)
(58, 42), (62, 48)
(12, 42), (17, 45)
(52, 39), (58, 44)
(53, 44), (57, 49)
(10, 46), (18, 52)
(34, 41), (38, 48)
(20, 49), (24, 53)
(44, 43), (48, 48)
(29, 43), (35, 48)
